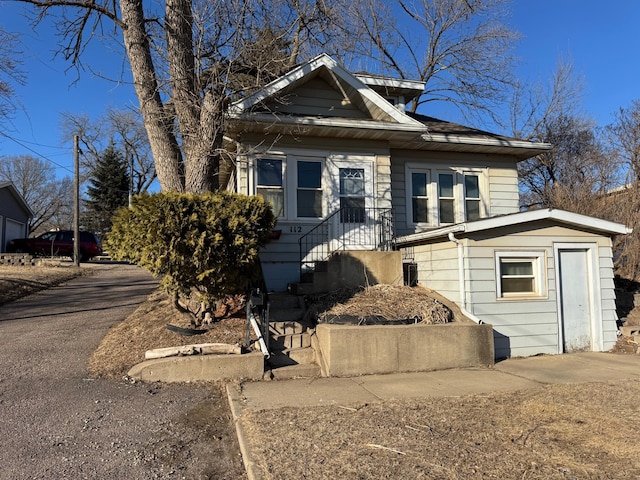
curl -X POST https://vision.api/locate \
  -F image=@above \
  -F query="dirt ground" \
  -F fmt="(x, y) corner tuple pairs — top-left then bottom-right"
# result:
(3, 265), (640, 479)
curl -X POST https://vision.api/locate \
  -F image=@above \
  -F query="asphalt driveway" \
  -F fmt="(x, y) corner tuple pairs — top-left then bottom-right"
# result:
(0, 263), (245, 479)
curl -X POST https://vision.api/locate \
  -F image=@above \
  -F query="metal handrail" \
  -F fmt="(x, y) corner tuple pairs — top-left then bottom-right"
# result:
(246, 259), (270, 357)
(298, 207), (395, 281)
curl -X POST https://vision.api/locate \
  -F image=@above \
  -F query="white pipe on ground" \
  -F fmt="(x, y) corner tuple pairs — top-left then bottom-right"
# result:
(249, 312), (270, 358)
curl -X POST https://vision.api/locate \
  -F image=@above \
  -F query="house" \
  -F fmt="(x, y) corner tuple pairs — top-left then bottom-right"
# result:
(0, 181), (32, 253)
(225, 53), (630, 359)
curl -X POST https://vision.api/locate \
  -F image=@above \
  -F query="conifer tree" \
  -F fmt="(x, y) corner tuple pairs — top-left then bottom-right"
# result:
(84, 144), (130, 236)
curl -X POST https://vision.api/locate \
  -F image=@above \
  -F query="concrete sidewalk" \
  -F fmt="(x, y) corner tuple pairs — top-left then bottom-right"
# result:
(229, 351), (640, 412)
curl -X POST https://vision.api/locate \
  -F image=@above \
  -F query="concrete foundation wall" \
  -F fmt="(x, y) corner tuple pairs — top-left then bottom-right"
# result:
(127, 352), (265, 383)
(315, 322), (494, 377)
(314, 250), (403, 292)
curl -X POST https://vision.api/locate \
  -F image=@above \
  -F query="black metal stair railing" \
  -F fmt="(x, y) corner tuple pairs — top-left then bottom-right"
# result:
(297, 207), (395, 281)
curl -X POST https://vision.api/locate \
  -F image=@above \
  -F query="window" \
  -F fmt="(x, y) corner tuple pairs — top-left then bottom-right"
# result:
(406, 165), (486, 226)
(438, 173), (455, 224)
(464, 174), (481, 221)
(495, 252), (546, 298)
(257, 158), (284, 217)
(411, 172), (429, 223)
(297, 160), (322, 218)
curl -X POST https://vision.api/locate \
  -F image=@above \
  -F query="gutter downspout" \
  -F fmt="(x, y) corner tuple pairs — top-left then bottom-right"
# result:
(448, 232), (483, 324)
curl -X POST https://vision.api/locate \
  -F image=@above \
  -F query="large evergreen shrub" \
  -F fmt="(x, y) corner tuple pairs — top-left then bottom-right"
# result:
(106, 192), (275, 320)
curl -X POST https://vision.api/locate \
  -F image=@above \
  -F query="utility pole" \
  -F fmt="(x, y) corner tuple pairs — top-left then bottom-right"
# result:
(129, 155), (133, 207)
(73, 135), (80, 267)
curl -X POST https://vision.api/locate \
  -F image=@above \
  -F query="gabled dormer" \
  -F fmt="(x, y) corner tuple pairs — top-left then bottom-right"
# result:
(228, 53), (427, 134)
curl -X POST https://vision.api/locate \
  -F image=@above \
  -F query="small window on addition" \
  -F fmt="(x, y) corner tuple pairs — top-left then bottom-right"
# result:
(495, 252), (546, 298)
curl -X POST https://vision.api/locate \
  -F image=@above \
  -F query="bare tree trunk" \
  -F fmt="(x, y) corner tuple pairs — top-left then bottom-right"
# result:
(166, 0), (222, 192)
(120, 0), (184, 192)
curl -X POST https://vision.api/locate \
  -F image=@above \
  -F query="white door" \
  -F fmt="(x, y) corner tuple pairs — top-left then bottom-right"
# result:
(326, 157), (375, 251)
(557, 248), (592, 352)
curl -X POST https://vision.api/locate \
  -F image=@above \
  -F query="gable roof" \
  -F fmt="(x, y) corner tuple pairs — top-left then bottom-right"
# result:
(397, 208), (631, 247)
(0, 181), (34, 217)
(227, 54), (552, 160)
(229, 53), (426, 129)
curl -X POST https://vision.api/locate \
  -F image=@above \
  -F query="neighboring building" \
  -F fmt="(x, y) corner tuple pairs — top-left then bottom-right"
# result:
(0, 182), (33, 252)
(225, 54), (630, 358)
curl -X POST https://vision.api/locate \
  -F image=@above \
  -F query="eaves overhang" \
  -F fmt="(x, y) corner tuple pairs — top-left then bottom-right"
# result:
(227, 114), (552, 160)
(417, 132), (552, 160)
(397, 209), (632, 247)
(226, 113), (428, 141)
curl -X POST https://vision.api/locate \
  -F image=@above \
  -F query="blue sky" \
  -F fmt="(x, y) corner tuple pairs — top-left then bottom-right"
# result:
(1, 0), (639, 179)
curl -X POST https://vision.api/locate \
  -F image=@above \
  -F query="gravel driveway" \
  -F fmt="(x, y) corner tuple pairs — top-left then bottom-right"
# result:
(0, 263), (246, 479)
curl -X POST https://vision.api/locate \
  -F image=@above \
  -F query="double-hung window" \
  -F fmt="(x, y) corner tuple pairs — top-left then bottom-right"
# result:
(297, 160), (323, 218)
(257, 158), (284, 217)
(464, 174), (481, 221)
(411, 171), (429, 224)
(495, 251), (546, 298)
(438, 173), (455, 224)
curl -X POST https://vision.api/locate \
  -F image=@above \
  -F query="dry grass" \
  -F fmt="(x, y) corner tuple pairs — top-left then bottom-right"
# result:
(307, 285), (457, 325)
(88, 289), (247, 379)
(0, 264), (87, 306)
(242, 380), (640, 479)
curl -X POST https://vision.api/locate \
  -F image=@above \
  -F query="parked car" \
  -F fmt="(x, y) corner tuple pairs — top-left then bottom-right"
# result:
(6, 230), (102, 262)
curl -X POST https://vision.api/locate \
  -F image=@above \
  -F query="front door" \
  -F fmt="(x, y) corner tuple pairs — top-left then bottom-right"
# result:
(557, 248), (593, 352)
(327, 157), (375, 251)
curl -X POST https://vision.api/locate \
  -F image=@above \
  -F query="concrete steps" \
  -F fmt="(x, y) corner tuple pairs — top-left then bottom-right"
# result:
(266, 292), (319, 379)
(267, 363), (321, 380)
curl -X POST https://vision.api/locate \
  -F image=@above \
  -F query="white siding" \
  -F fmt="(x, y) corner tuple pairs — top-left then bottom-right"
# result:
(390, 160), (409, 236)
(404, 241), (460, 304)
(376, 154), (393, 210)
(263, 77), (369, 118)
(598, 243), (619, 350)
(487, 167), (520, 215)
(236, 138), (394, 292)
(390, 150), (521, 236)
(408, 224), (620, 360)
(259, 221), (322, 291)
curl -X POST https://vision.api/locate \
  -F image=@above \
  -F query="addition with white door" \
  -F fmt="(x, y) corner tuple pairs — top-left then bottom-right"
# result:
(555, 243), (603, 353)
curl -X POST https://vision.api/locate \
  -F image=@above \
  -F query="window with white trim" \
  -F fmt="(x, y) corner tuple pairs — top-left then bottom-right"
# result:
(257, 158), (284, 217)
(464, 174), (481, 221)
(438, 172), (455, 224)
(495, 251), (546, 298)
(406, 165), (486, 227)
(254, 155), (329, 220)
(297, 160), (323, 218)
(411, 171), (429, 223)
(339, 167), (365, 223)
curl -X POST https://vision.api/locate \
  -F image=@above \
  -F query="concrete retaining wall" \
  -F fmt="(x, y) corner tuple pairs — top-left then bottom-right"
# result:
(313, 251), (403, 292)
(315, 322), (494, 377)
(127, 352), (265, 383)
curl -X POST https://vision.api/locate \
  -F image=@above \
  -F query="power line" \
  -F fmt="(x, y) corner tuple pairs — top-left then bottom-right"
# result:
(0, 131), (74, 174)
